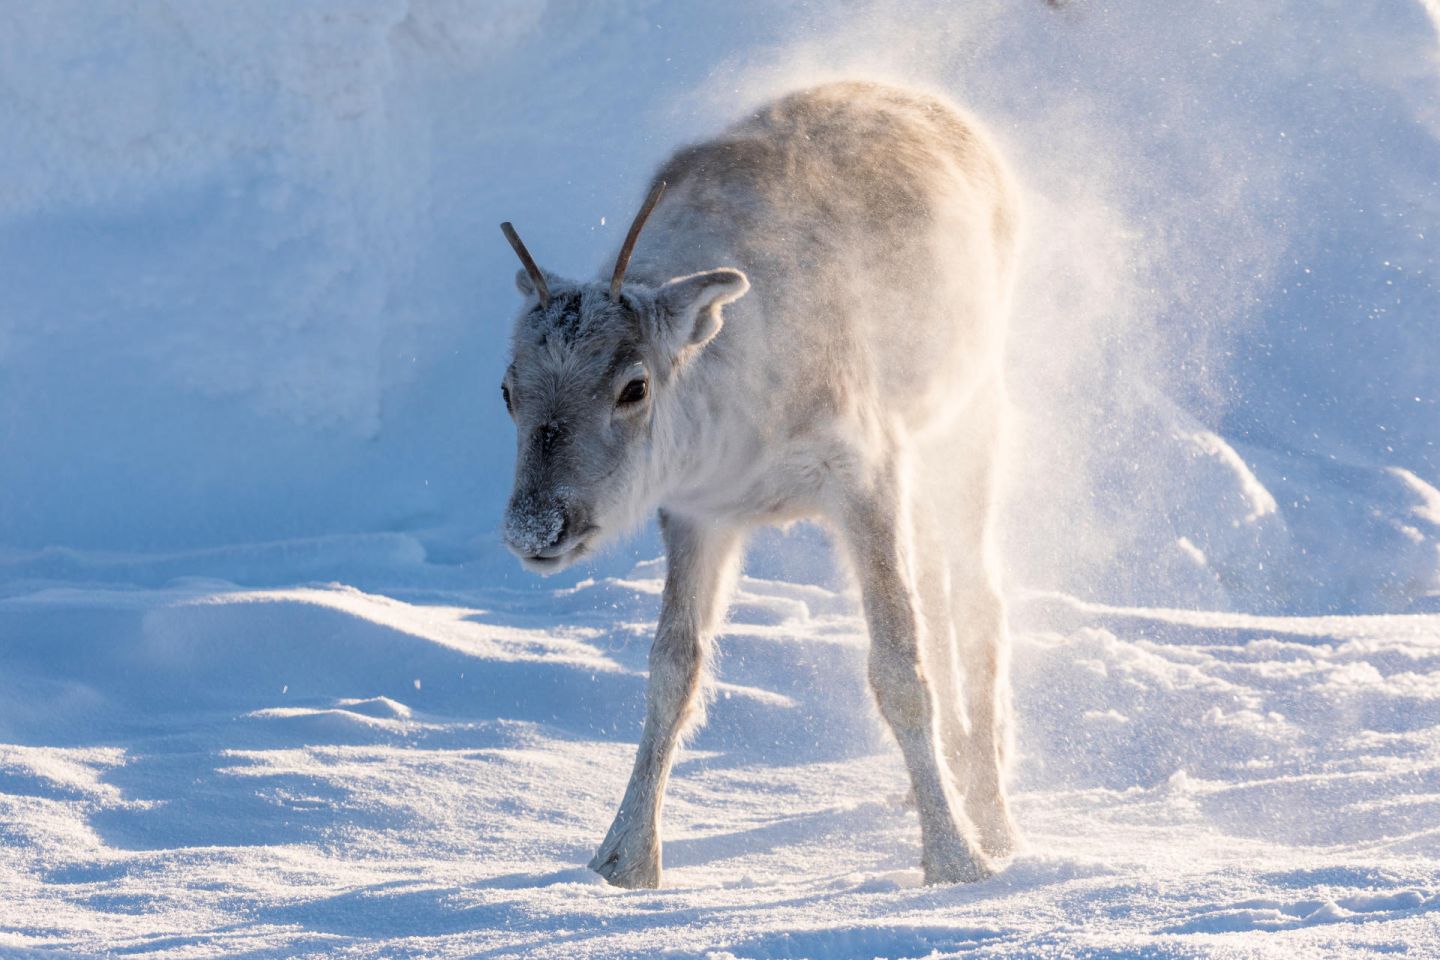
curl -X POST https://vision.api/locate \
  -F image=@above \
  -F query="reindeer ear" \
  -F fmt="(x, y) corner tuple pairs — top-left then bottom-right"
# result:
(515, 268), (566, 305)
(654, 269), (749, 353)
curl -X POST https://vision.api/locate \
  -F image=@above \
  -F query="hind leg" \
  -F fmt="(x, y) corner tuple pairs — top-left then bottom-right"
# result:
(908, 493), (968, 795)
(949, 565), (1017, 858)
(833, 442), (990, 884)
(919, 420), (1018, 859)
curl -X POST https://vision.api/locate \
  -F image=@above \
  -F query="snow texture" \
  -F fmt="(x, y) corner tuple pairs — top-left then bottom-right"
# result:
(2, 0), (1439, 956)
(2, 572), (1438, 957)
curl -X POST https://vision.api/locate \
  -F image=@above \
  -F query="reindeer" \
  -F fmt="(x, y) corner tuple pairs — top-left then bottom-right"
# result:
(496, 82), (1020, 888)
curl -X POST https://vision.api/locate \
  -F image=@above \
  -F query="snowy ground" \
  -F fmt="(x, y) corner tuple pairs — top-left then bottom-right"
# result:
(3, 552), (1438, 958)
(4, 1), (1440, 957)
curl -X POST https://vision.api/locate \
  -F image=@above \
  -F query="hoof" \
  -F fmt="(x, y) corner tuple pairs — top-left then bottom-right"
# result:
(967, 794), (1020, 860)
(922, 848), (993, 885)
(920, 825), (993, 885)
(588, 825), (661, 889)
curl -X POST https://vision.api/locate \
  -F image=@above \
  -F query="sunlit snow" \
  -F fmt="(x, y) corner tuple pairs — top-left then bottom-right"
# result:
(2, 0), (1438, 957)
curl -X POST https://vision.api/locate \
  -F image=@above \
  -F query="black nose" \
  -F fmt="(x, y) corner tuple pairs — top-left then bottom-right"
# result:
(550, 514), (571, 550)
(503, 492), (591, 559)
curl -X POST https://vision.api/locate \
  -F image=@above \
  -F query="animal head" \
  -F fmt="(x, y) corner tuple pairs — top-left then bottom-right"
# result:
(497, 181), (749, 573)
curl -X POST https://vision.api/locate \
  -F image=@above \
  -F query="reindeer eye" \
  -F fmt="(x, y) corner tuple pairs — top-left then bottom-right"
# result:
(501, 383), (513, 414)
(617, 378), (648, 406)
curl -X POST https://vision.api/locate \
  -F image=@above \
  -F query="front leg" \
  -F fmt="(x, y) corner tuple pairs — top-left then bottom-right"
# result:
(590, 512), (742, 888)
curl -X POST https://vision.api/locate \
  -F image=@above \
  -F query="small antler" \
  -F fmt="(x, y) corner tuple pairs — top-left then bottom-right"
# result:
(501, 221), (550, 309)
(610, 180), (667, 299)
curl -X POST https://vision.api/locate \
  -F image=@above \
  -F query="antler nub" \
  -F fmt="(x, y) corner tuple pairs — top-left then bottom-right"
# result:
(501, 221), (550, 309)
(610, 180), (667, 299)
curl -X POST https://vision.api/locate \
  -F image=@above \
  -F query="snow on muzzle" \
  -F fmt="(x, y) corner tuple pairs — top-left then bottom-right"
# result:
(502, 490), (596, 569)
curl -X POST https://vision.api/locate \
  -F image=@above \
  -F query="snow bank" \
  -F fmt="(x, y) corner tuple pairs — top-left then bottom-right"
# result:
(0, 3), (1437, 609)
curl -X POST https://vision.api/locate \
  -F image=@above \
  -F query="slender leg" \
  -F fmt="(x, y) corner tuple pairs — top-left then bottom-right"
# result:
(835, 451), (990, 884)
(919, 406), (1019, 860)
(950, 568), (1017, 858)
(590, 512), (743, 888)
(908, 490), (970, 794)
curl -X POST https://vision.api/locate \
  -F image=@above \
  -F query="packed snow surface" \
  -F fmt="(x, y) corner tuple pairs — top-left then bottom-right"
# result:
(2, 565), (1439, 957)
(3, 0), (1440, 957)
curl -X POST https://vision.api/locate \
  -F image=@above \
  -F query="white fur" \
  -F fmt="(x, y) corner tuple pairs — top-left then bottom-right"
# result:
(500, 82), (1020, 887)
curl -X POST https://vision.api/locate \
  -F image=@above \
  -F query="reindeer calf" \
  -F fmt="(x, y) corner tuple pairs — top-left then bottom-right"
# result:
(497, 82), (1019, 888)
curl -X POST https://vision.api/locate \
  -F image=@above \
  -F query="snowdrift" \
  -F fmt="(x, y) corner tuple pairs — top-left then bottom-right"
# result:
(1, 0), (1437, 612)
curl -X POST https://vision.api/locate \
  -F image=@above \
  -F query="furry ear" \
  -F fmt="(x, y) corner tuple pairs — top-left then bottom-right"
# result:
(515, 267), (565, 305)
(653, 268), (750, 354)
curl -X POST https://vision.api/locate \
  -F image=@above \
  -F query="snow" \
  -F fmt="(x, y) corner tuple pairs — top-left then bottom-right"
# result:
(3, 0), (1440, 956)
(3, 569), (1439, 957)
